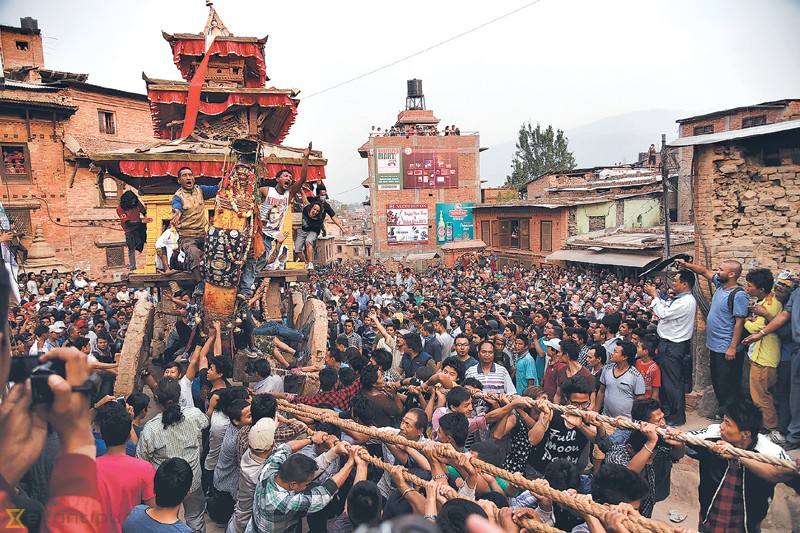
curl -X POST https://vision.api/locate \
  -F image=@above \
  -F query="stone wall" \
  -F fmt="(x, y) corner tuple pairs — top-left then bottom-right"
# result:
(693, 143), (800, 274)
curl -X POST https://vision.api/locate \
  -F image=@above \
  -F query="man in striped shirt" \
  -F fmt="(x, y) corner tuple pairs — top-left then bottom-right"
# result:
(464, 339), (515, 395)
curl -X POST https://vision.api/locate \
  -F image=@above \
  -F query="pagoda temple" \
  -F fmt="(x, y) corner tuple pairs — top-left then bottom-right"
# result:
(92, 5), (326, 273)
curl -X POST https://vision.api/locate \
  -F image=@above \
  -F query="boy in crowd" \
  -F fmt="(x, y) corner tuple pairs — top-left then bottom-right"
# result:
(596, 341), (646, 418)
(635, 338), (661, 402)
(122, 458), (194, 533)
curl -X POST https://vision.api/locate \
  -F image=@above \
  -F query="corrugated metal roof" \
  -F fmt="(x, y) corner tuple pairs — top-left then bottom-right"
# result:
(406, 253), (440, 261)
(545, 249), (659, 268)
(668, 119), (800, 147)
(675, 100), (798, 124)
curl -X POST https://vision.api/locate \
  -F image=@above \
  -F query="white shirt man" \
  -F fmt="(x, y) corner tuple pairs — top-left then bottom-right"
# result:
(155, 227), (178, 270)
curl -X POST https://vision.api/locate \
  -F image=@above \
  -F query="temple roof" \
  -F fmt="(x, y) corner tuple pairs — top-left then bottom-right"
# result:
(142, 74), (297, 96)
(91, 138), (327, 191)
(161, 31), (268, 45)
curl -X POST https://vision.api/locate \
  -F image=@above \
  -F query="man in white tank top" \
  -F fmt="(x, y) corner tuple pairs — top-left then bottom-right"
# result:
(238, 143), (311, 299)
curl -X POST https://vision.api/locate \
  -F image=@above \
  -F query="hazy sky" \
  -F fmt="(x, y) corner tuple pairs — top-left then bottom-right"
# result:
(2, 0), (799, 201)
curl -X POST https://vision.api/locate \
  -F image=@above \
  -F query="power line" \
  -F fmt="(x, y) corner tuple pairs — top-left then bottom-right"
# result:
(302, 0), (546, 100)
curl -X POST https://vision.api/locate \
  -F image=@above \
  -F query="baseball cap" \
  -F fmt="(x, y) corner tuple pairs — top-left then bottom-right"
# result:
(75, 319), (88, 328)
(48, 324), (65, 333)
(249, 418), (277, 453)
(543, 338), (561, 351)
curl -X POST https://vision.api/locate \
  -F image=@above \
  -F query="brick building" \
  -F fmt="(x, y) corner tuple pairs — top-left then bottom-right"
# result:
(359, 80), (482, 264)
(473, 166), (675, 271)
(0, 17), (156, 280)
(674, 99), (800, 224)
(668, 105), (800, 392)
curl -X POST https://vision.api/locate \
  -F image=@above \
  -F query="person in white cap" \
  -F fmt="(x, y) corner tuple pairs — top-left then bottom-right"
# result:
(227, 418), (276, 533)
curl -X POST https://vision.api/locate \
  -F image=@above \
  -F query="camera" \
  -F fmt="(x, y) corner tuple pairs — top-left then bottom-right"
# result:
(9, 355), (66, 404)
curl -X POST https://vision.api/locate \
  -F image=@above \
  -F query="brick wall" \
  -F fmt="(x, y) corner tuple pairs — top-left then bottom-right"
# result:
(366, 134), (481, 261)
(675, 102), (800, 225)
(1, 87), (154, 281)
(0, 27), (44, 72)
(64, 87), (153, 144)
(473, 205), (568, 267)
(693, 140), (800, 274)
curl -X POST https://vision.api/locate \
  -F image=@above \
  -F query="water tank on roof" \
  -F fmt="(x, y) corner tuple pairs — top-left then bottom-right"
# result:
(405, 79), (426, 111)
(20, 17), (39, 31)
(407, 79), (424, 98)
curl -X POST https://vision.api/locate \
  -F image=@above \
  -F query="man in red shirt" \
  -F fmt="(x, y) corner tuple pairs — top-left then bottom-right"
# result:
(116, 191), (151, 271)
(95, 402), (155, 532)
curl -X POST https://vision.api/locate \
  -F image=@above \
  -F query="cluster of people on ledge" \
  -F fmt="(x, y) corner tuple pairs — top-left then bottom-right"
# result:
(370, 124), (462, 137)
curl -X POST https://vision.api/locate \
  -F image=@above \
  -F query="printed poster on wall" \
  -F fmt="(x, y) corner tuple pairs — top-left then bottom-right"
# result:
(387, 204), (428, 245)
(435, 203), (474, 244)
(375, 147), (402, 190)
(401, 147), (458, 189)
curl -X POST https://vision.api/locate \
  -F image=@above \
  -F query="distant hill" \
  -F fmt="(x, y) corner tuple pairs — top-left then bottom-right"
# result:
(480, 109), (696, 187)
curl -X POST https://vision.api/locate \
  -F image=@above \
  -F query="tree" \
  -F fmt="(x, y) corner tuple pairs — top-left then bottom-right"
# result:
(505, 122), (576, 188)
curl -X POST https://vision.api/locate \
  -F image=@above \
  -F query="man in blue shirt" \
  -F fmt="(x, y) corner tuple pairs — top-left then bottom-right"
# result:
(677, 259), (749, 420)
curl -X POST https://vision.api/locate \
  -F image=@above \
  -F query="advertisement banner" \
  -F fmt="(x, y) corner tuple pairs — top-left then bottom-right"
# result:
(436, 203), (474, 244)
(375, 147), (402, 190)
(387, 204), (428, 245)
(401, 147), (458, 189)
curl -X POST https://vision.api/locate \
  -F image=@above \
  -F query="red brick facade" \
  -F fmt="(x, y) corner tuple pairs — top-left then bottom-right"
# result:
(1, 21), (155, 280)
(362, 129), (481, 262)
(0, 23), (44, 74)
(473, 206), (568, 268)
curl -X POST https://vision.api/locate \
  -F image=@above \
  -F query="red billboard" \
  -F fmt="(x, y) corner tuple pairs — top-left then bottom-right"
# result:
(401, 147), (458, 189)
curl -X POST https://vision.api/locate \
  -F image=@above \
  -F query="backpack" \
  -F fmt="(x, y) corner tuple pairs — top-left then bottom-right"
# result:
(727, 286), (745, 314)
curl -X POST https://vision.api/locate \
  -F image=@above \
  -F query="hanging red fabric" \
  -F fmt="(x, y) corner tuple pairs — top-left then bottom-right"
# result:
(180, 44), (213, 138)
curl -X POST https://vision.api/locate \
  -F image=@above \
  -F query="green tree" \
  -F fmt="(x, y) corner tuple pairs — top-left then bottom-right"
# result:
(505, 122), (576, 188)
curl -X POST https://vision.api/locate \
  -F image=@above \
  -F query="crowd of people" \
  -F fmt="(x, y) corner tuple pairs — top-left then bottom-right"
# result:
(2, 241), (800, 533)
(370, 124), (462, 137)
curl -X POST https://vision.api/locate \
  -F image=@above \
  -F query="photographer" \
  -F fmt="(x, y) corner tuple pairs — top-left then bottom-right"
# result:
(0, 328), (101, 533)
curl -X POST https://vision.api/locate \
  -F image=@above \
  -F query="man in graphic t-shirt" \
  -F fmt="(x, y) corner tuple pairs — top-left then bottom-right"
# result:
(238, 143), (311, 298)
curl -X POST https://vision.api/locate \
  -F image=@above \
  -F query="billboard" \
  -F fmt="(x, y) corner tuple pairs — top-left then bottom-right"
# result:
(375, 147), (402, 190)
(387, 204), (428, 245)
(436, 203), (475, 244)
(401, 147), (458, 189)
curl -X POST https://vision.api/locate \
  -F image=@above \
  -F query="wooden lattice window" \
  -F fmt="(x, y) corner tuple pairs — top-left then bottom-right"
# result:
(105, 246), (126, 268)
(693, 124), (713, 135)
(5, 208), (32, 238)
(540, 221), (553, 252)
(98, 110), (116, 135)
(481, 220), (491, 247)
(1, 144), (31, 182)
(742, 115), (767, 129)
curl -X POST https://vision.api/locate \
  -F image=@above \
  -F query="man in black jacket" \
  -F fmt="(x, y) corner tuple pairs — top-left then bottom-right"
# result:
(686, 399), (790, 533)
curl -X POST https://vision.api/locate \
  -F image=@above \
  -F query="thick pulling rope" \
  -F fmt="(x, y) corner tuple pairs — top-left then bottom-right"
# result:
(459, 389), (799, 472)
(353, 446), (565, 533)
(277, 400), (670, 533)
(281, 407), (567, 533)
(270, 366), (317, 379)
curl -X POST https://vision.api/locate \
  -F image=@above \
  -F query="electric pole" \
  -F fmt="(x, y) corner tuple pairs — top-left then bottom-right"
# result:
(660, 133), (671, 258)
